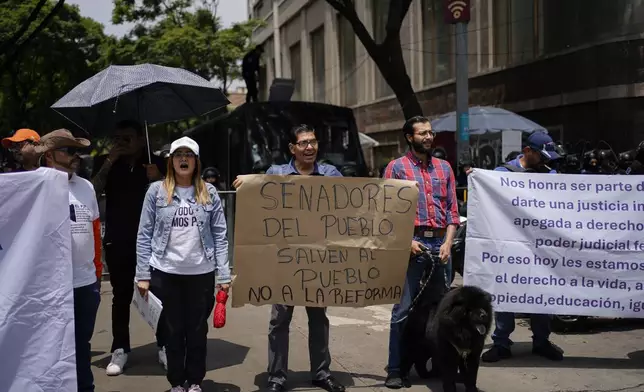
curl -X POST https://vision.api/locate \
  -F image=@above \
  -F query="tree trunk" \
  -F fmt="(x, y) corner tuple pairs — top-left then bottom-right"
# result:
(372, 38), (423, 119)
(324, 0), (422, 120)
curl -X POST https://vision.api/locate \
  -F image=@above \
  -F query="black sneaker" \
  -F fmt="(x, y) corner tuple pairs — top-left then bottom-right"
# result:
(481, 346), (512, 362)
(532, 341), (563, 361)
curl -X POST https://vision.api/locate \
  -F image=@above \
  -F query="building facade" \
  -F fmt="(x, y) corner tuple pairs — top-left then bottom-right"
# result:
(249, 0), (644, 169)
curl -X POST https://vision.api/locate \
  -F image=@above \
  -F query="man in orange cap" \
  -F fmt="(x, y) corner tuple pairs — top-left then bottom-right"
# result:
(1, 128), (41, 172)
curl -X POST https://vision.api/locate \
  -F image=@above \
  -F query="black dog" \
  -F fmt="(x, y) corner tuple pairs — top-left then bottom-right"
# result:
(432, 285), (493, 392)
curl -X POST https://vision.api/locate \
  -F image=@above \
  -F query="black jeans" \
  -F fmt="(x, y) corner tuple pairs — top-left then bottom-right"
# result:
(74, 283), (101, 392)
(151, 268), (215, 387)
(105, 240), (165, 352)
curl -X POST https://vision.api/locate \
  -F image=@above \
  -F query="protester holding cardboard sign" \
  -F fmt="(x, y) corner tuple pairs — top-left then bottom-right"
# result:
(382, 116), (461, 389)
(135, 136), (231, 392)
(233, 124), (373, 392)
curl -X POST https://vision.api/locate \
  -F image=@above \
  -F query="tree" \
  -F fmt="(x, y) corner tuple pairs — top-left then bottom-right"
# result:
(0, 0), (108, 135)
(325, 0), (422, 118)
(0, 0), (66, 72)
(109, 0), (264, 91)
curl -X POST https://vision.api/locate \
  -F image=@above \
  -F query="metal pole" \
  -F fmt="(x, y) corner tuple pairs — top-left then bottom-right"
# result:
(455, 22), (470, 172)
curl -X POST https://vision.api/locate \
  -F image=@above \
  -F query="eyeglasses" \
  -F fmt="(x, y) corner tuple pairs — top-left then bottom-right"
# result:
(293, 139), (318, 148)
(414, 130), (435, 139)
(56, 146), (83, 156)
(173, 151), (195, 158)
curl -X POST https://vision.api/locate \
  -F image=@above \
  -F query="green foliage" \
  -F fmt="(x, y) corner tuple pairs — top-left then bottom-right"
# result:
(0, 0), (261, 148)
(108, 0), (265, 91)
(0, 0), (108, 136)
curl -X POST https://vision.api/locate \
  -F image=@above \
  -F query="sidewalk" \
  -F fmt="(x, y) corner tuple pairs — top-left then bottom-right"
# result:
(91, 282), (644, 392)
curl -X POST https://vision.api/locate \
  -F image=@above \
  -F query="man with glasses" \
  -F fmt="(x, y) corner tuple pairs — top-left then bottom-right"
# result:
(90, 120), (166, 376)
(37, 129), (102, 392)
(232, 125), (345, 392)
(382, 116), (460, 389)
(1, 128), (41, 172)
(481, 131), (563, 363)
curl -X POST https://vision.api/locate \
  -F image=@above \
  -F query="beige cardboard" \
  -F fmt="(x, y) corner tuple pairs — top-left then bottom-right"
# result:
(231, 174), (419, 308)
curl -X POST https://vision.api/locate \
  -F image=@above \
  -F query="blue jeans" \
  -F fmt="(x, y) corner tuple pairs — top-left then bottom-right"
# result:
(492, 312), (551, 349)
(74, 282), (101, 392)
(387, 236), (450, 373)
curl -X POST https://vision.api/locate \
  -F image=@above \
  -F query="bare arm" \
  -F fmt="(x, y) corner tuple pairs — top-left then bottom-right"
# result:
(91, 157), (113, 195)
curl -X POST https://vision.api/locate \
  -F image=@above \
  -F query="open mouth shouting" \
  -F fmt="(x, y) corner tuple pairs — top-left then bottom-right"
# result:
(301, 150), (317, 162)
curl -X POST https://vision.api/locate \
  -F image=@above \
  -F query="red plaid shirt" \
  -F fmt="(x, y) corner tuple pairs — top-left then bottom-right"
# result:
(384, 151), (460, 228)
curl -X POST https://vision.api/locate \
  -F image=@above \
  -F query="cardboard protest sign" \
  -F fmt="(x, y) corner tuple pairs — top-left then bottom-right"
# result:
(231, 174), (419, 308)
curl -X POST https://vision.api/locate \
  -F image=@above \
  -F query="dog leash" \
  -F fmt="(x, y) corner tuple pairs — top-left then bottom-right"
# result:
(391, 249), (441, 325)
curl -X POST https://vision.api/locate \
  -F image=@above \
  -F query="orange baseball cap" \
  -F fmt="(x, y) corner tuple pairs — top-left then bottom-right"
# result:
(2, 128), (40, 148)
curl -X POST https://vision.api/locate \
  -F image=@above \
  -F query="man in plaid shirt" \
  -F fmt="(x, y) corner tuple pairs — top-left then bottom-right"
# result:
(382, 116), (460, 389)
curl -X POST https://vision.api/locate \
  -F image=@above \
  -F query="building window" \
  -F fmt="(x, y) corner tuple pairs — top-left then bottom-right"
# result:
(290, 43), (301, 101)
(311, 26), (326, 103)
(338, 14), (357, 106)
(493, 0), (538, 66)
(492, 0), (509, 67)
(542, 0), (638, 56)
(372, 0), (393, 98)
(421, 0), (453, 85)
(510, 0), (535, 63)
(480, 0), (491, 71)
(467, 0), (478, 74)
(253, 0), (264, 19)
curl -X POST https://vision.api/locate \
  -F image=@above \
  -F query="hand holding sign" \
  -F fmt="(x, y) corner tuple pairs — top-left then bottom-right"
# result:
(131, 283), (163, 332)
(137, 280), (150, 299)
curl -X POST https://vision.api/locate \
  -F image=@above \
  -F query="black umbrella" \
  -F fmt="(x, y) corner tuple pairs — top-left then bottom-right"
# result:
(51, 63), (230, 161)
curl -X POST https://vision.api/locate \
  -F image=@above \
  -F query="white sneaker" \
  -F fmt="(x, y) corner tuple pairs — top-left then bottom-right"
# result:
(170, 387), (185, 392)
(187, 385), (202, 392)
(158, 347), (168, 371)
(105, 349), (128, 376)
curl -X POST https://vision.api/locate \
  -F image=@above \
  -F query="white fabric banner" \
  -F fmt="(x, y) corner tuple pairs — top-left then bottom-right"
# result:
(0, 168), (77, 392)
(463, 169), (644, 318)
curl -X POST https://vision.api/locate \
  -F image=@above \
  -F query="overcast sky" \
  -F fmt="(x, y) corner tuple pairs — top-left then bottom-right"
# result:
(67, 0), (248, 36)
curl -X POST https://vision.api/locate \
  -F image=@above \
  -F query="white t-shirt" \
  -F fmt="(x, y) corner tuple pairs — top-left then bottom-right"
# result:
(69, 174), (100, 288)
(150, 185), (213, 275)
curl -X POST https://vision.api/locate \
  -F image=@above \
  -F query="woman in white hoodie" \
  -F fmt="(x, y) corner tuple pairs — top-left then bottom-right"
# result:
(135, 136), (231, 392)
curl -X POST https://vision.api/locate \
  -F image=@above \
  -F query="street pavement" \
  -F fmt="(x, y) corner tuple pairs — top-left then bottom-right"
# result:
(91, 277), (644, 392)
